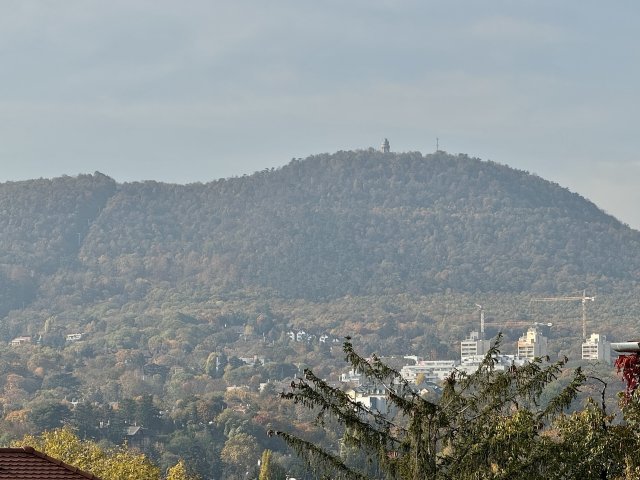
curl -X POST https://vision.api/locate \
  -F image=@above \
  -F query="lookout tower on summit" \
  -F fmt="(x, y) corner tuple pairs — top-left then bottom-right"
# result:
(381, 138), (390, 153)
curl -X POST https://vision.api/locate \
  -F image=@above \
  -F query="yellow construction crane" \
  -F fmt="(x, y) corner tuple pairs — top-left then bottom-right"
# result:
(475, 304), (551, 339)
(484, 321), (553, 330)
(531, 290), (595, 340)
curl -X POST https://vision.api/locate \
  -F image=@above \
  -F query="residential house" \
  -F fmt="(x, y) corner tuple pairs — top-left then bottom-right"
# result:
(125, 426), (150, 448)
(400, 360), (458, 383)
(10, 337), (31, 347)
(340, 369), (364, 386)
(345, 384), (389, 414)
(0, 446), (102, 479)
(66, 333), (83, 342)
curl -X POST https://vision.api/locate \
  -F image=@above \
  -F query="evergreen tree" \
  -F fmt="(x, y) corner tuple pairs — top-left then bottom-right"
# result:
(258, 449), (273, 480)
(274, 337), (640, 479)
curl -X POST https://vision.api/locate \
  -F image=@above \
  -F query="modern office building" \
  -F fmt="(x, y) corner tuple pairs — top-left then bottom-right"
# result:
(517, 326), (548, 360)
(582, 333), (611, 363)
(461, 331), (492, 361)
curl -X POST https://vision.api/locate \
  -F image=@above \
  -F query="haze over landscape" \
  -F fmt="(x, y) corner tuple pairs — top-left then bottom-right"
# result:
(1, 1), (639, 229)
(2, 2), (640, 479)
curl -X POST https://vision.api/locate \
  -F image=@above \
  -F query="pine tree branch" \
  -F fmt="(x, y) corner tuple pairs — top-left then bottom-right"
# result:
(270, 430), (369, 480)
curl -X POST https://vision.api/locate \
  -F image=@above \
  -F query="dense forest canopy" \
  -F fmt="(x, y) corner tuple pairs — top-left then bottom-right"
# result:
(0, 149), (638, 478)
(2, 149), (637, 309)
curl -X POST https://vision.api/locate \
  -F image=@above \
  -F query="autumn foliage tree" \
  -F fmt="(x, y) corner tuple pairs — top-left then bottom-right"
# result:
(615, 353), (640, 401)
(13, 427), (200, 480)
(166, 459), (200, 480)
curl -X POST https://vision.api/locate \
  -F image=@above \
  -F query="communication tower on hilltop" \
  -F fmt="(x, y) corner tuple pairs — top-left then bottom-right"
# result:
(381, 138), (390, 153)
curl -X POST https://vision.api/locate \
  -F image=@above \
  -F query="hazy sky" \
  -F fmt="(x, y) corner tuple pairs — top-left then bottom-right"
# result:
(1, 1), (639, 228)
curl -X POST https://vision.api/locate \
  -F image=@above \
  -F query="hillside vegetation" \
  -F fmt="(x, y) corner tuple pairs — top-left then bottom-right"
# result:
(0, 149), (638, 477)
(4, 150), (637, 306)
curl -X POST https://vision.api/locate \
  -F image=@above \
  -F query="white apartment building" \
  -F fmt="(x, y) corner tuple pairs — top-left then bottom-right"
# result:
(517, 326), (548, 360)
(340, 369), (364, 385)
(400, 360), (458, 383)
(582, 333), (611, 363)
(345, 384), (389, 413)
(458, 354), (526, 375)
(461, 331), (492, 361)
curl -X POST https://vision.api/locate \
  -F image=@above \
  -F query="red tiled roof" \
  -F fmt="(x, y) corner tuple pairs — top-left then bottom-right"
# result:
(0, 447), (102, 479)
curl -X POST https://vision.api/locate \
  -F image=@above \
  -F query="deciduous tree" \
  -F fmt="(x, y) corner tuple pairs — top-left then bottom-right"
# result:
(166, 459), (200, 480)
(13, 427), (197, 480)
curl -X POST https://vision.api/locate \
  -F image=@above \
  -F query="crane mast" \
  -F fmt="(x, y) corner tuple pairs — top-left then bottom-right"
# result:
(475, 304), (485, 340)
(532, 290), (595, 340)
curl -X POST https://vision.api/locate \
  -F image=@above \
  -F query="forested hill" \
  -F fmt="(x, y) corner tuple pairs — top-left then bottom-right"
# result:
(1, 150), (638, 479)
(1, 150), (639, 307)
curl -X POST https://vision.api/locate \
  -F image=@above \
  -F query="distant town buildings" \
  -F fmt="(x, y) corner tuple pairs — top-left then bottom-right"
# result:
(460, 331), (492, 361)
(338, 322), (617, 420)
(10, 336), (31, 347)
(345, 384), (389, 413)
(238, 355), (266, 366)
(286, 329), (341, 345)
(340, 369), (364, 386)
(381, 138), (390, 153)
(517, 326), (548, 360)
(458, 354), (526, 375)
(400, 360), (457, 383)
(582, 333), (611, 363)
(358, 324), (614, 393)
(65, 333), (83, 342)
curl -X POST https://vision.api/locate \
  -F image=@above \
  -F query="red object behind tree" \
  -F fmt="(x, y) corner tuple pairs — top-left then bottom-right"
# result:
(615, 353), (640, 401)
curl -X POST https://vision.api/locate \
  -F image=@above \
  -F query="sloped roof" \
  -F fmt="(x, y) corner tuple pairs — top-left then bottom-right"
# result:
(0, 447), (102, 479)
(125, 426), (143, 436)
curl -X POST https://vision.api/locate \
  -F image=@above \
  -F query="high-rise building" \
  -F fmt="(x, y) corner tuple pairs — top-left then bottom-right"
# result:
(582, 333), (611, 363)
(381, 138), (390, 153)
(517, 326), (548, 360)
(461, 331), (492, 361)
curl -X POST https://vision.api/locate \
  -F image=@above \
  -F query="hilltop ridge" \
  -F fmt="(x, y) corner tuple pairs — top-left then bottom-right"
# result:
(0, 150), (638, 312)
